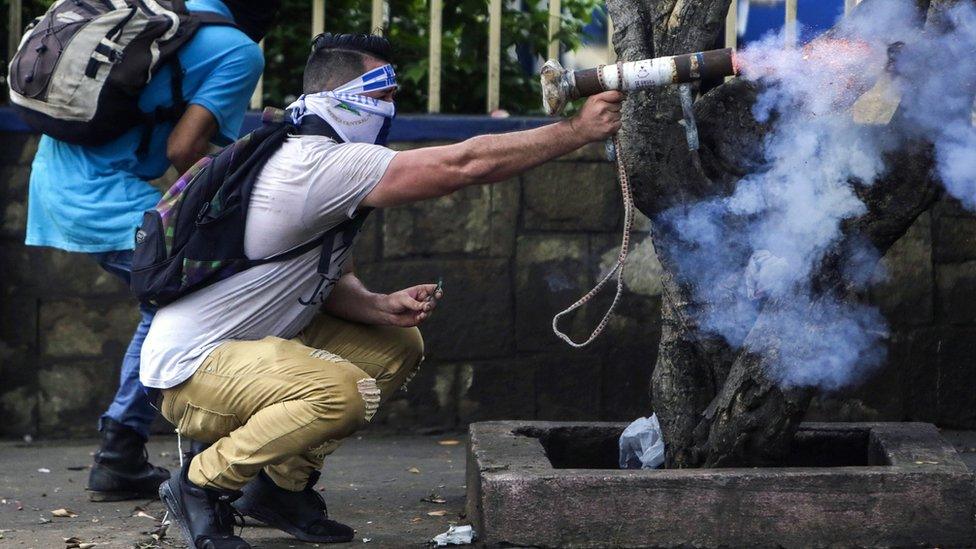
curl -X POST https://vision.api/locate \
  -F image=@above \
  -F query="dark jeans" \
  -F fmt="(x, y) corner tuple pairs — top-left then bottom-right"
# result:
(89, 250), (157, 440)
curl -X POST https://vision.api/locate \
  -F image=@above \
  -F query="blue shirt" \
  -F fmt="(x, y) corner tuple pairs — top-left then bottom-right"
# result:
(26, 0), (263, 253)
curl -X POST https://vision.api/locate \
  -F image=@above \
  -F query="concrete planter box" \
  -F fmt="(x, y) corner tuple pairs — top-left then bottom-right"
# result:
(466, 421), (975, 548)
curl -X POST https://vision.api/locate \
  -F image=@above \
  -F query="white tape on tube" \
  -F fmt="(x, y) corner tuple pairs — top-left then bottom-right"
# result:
(599, 57), (677, 91)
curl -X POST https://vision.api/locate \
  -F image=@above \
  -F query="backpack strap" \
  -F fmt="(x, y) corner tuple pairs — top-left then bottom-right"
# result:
(293, 115), (346, 143)
(296, 209), (373, 306)
(137, 56), (187, 156)
(136, 12), (238, 157)
(249, 113), (352, 266)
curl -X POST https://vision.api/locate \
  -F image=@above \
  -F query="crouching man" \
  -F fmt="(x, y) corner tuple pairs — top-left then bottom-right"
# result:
(141, 33), (622, 548)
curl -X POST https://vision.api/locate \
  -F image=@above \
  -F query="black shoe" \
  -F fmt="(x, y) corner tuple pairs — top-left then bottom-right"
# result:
(87, 418), (171, 502)
(159, 460), (250, 549)
(234, 470), (354, 543)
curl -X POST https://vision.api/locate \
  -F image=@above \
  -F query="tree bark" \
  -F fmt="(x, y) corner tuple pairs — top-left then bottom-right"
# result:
(605, 0), (945, 467)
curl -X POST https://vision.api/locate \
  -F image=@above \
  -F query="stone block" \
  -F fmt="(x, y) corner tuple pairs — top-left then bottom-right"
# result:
(531, 355), (602, 421)
(457, 361), (535, 424)
(0, 296), (40, 394)
(467, 421), (975, 548)
(388, 141), (452, 151)
(591, 232), (664, 298)
(0, 387), (38, 436)
(514, 235), (588, 352)
(0, 295), (37, 348)
(148, 166), (181, 193)
(34, 247), (131, 297)
(0, 244), (37, 294)
(383, 183), (502, 258)
(488, 182), (519, 257)
(0, 134), (39, 165)
(372, 361), (458, 431)
(556, 142), (610, 162)
(937, 328), (976, 428)
(631, 209), (653, 233)
(1, 245), (129, 297)
(1, 165), (30, 237)
(352, 212), (381, 265)
(0, 164), (31, 194)
(935, 261), (976, 324)
(599, 322), (659, 421)
(933, 212), (976, 263)
(522, 163), (621, 231)
(358, 258), (514, 360)
(39, 299), (141, 359)
(38, 360), (120, 436)
(3, 201), (26, 237)
(932, 194), (974, 219)
(896, 327), (941, 423)
(869, 211), (933, 326)
(805, 328), (908, 423)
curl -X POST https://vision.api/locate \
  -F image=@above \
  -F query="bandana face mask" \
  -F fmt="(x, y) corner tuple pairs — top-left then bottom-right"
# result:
(288, 64), (398, 145)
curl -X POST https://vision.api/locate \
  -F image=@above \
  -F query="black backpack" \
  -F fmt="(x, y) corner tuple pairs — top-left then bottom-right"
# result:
(130, 108), (371, 307)
(7, 0), (234, 151)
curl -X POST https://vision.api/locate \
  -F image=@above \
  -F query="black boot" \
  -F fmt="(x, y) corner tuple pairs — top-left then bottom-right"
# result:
(159, 460), (250, 549)
(234, 470), (354, 543)
(87, 418), (171, 501)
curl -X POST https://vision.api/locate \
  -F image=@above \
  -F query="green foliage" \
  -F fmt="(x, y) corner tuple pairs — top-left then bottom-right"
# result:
(2, 0), (600, 114)
(258, 0), (601, 114)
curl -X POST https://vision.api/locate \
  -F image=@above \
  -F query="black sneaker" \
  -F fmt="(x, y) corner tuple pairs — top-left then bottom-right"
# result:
(233, 470), (354, 543)
(87, 418), (171, 502)
(159, 459), (250, 549)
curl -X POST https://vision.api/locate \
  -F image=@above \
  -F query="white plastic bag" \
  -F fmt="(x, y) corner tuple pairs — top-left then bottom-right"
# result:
(431, 525), (475, 546)
(618, 414), (665, 469)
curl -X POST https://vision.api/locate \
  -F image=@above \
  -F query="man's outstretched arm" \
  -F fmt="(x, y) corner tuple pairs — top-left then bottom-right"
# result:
(360, 91), (623, 208)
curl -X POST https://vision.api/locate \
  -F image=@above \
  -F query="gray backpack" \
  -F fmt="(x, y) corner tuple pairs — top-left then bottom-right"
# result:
(7, 0), (234, 151)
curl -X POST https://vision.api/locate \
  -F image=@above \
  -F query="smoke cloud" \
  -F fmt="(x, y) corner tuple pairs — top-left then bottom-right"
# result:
(658, 0), (976, 390)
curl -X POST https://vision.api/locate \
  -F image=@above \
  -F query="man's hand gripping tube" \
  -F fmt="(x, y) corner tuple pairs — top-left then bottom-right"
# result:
(547, 49), (737, 347)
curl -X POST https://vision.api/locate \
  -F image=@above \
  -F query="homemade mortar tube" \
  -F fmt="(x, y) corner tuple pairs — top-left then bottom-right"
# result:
(541, 48), (738, 115)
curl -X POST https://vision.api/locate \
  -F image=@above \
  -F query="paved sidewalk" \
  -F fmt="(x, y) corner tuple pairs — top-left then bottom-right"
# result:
(2, 429), (975, 549)
(0, 433), (468, 548)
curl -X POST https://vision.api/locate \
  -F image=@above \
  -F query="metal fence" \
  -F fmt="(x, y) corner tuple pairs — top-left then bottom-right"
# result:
(6, 0), (865, 114)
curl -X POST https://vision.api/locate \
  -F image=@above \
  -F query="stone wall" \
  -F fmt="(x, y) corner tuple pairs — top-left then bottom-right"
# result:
(1, 129), (975, 438)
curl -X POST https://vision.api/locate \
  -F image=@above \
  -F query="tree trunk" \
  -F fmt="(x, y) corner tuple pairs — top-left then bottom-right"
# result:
(604, 0), (947, 467)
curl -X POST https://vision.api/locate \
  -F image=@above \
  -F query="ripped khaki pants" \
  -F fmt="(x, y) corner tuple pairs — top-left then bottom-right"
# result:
(160, 314), (424, 492)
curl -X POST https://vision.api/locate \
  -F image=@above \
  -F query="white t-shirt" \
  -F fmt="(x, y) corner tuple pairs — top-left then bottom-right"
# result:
(140, 135), (397, 389)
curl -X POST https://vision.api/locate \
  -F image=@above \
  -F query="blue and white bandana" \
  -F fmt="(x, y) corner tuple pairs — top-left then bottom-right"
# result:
(288, 64), (397, 145)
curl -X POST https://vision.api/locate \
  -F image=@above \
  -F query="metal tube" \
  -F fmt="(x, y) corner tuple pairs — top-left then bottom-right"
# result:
(541, 48), (738, 115)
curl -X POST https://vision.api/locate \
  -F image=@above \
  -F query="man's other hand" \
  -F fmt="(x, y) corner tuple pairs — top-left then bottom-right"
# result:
(571, 91), (623, 142)
(378, 284), (444, 327)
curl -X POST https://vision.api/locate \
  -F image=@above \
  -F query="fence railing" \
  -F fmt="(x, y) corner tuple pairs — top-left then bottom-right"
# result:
(5, 0), (864, 115)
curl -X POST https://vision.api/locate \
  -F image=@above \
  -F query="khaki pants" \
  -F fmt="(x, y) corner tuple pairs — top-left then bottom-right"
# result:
(160, 314), (424, 492)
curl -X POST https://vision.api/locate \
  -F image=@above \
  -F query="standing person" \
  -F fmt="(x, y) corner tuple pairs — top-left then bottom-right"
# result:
(141, 33), (623, 547)
(24, 0), (277, 502)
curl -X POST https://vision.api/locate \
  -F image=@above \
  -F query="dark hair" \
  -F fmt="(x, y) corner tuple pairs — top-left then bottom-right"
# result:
(303, 33), (394, 94)
(222, 0), (282, 42)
